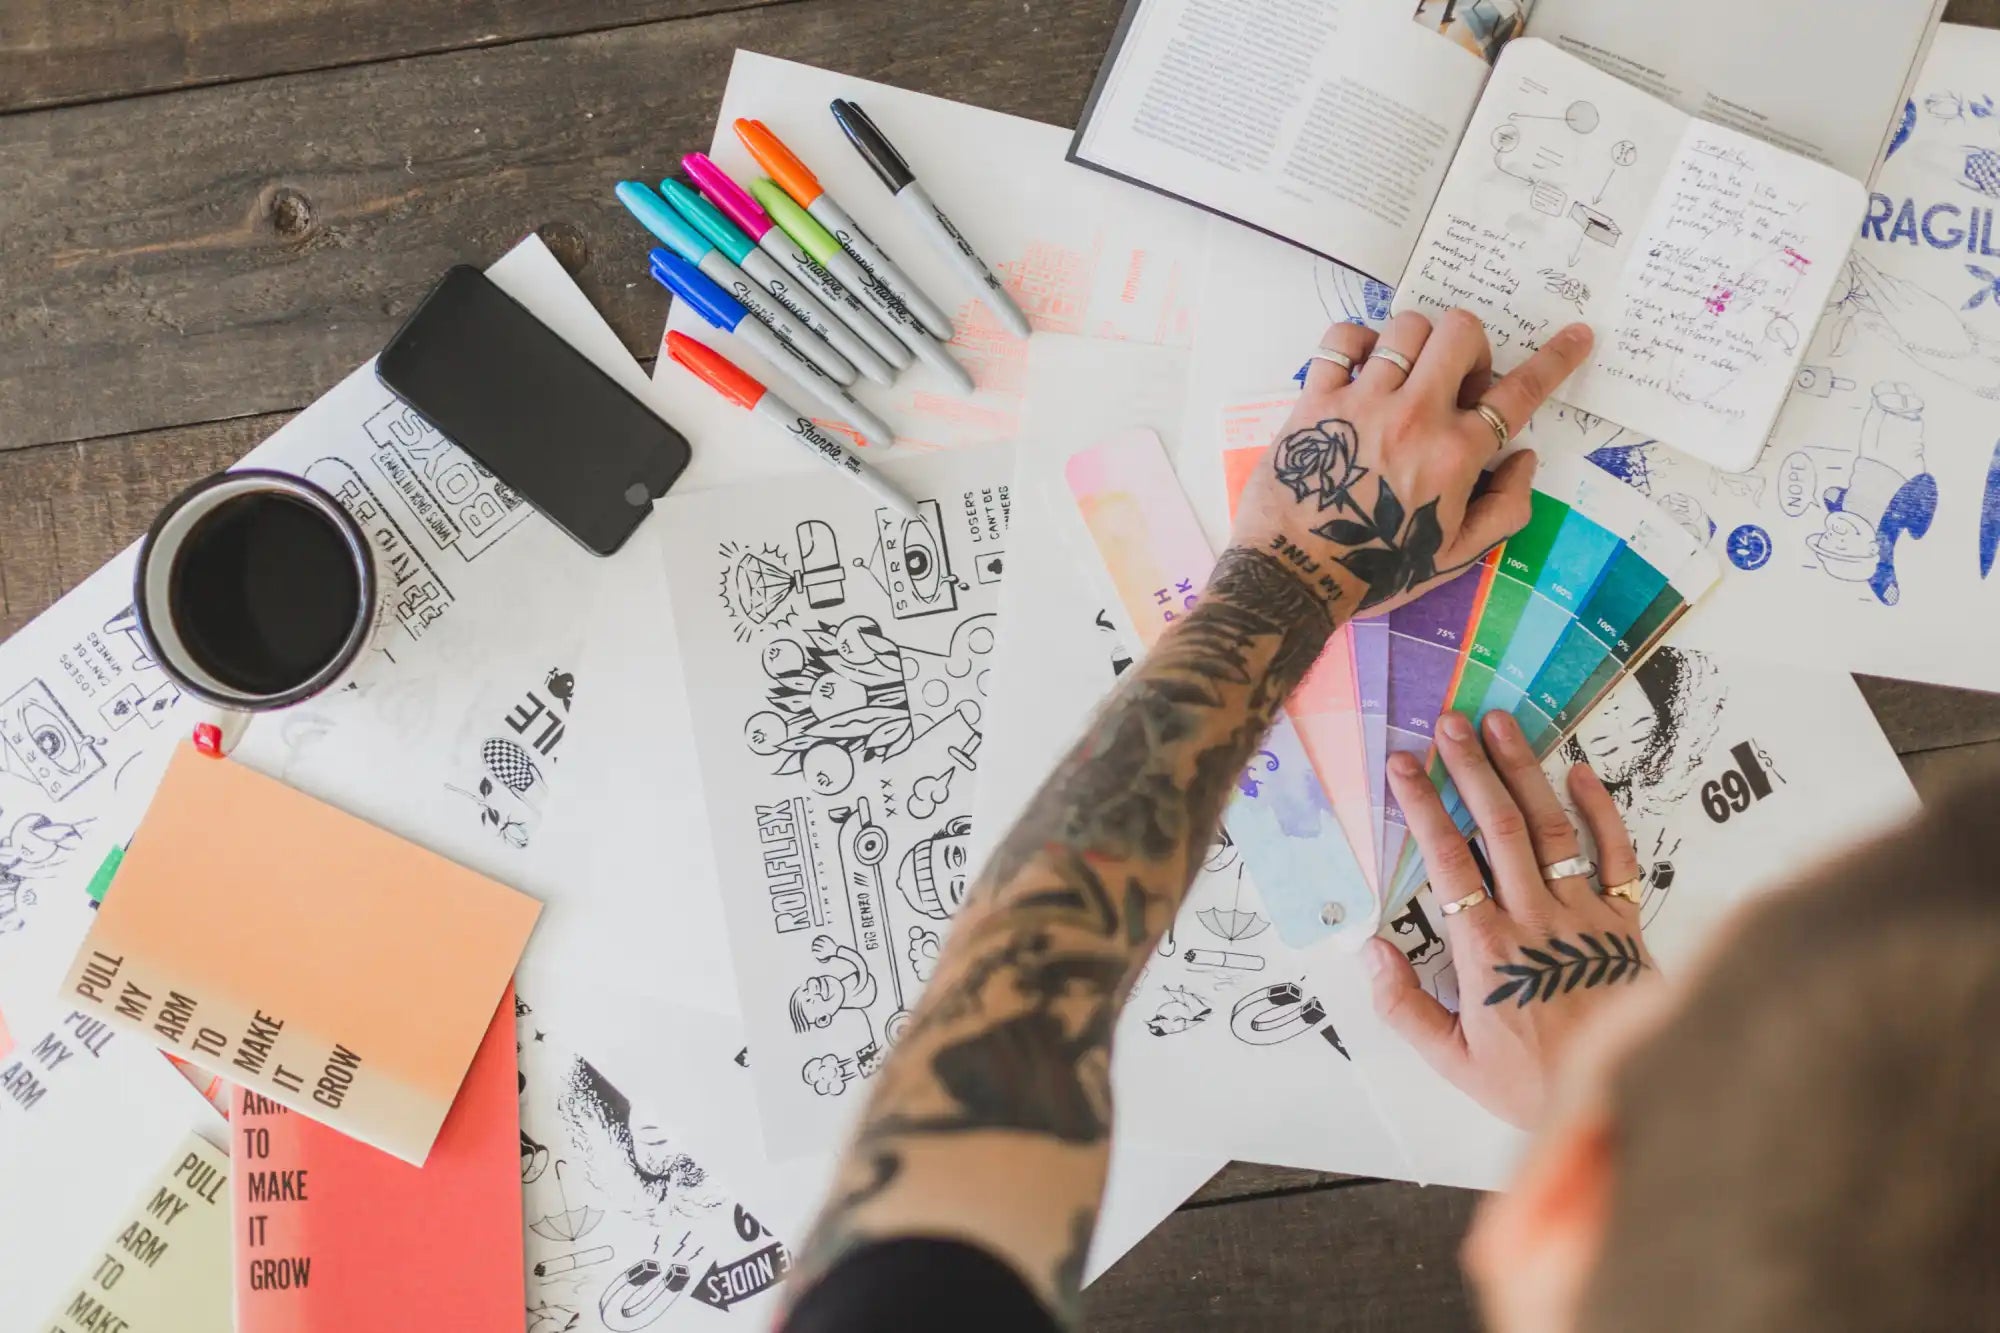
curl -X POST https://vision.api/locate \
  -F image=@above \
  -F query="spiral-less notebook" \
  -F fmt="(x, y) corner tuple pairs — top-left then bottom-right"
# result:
(59, 743), (539, 1166)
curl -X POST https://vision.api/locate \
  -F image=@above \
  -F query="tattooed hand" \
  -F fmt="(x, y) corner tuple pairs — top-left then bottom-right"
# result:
(1228, 312), (1594, 619)
(1371, 710), (1655, 1129)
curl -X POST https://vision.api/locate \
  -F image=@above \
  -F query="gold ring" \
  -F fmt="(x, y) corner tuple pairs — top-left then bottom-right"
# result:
(1475, 402), (1513, 450)
(1440, 889), (1491, 917)
(1369, 348), (1414, 377)
(1311, 347), (1356, 375)
(1603, 877), (1645, 906)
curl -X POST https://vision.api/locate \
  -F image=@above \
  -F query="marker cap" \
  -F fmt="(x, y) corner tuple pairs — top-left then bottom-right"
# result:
(616, 181), (713, 265)
(666, 331), (767, 410)
(830, 99), (914, 192)
(736, 119), (824, 206)
(750, 180), (842, 266)
(648, 248), (747, 333)
(684, 153), (773, 241)
(658, 178), (756, 265)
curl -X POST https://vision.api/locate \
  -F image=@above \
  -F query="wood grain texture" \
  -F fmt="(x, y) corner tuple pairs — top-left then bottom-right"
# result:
(1858, 676), (2000, 755)
(1187, 1163), (1355, 1207)
(0, 0), (1122, 452)
(0, 1), (781, 115)
(1087, 1180), (1480, 1332)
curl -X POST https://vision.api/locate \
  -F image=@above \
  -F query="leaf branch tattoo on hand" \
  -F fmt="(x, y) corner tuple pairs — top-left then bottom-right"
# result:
(1271, 419), (1446, 611)
(1484, 933), (1649, 1007)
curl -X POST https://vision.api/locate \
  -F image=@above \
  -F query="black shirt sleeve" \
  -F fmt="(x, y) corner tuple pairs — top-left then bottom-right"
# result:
(778, 1238), (1065, 1333)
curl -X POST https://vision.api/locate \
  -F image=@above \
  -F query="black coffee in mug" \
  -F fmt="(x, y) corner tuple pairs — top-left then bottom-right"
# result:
(137, 471), (378, 710)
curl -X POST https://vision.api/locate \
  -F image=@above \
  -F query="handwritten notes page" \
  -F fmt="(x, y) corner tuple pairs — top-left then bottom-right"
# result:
(1396, 38), (1864, 470)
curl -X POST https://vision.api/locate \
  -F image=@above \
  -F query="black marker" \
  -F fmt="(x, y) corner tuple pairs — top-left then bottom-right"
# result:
(831, 99), (1033, 340)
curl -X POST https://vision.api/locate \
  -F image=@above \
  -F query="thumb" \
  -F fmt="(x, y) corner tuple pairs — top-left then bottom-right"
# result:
(1367, 937), (1468, 1077)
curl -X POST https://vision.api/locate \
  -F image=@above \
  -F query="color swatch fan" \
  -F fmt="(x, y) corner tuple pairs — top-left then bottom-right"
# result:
(1372, 455), (1721, 913)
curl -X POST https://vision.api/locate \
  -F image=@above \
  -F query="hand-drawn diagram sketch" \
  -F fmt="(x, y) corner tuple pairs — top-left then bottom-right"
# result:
(518, 994), (790, 1329)
(1490, 90), (1634, 267)
(661, 449), (1012, 1154)
(1514, 41), (2000, 691)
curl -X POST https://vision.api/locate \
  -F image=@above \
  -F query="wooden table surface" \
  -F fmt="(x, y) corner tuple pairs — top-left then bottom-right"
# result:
(6, 3), (1999, 1327)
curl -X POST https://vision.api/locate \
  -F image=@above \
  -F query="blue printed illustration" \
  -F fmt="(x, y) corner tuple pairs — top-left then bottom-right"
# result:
(1806, 383), (1938, 605)
(1726, 525), (1773, 572)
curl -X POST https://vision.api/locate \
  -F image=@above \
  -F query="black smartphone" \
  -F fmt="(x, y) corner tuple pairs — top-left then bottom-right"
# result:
(377, 266), (691, 556)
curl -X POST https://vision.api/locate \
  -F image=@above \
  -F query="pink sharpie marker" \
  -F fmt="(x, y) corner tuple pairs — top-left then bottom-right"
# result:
(684, 152), (911, 374)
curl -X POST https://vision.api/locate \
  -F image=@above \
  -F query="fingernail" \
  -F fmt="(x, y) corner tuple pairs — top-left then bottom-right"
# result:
(1563, 323), (1596, 351)
(1366, 936), (1398, 979)
(1389, 751), (1423, 778)
(1439, 711), (1473, 741)
(1482, 710), (1520, 746)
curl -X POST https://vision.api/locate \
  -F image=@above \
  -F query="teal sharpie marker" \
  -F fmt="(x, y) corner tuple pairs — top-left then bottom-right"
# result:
(751, 179), (975, 396)
(616, 181), (857, 387)
(656, 178), (896, 387)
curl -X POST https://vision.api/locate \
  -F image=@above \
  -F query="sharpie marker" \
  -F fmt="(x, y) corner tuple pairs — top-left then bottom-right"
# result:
(649, 249), (895, 448)
(668, 331), (921, 522)
(683, 153), (912, 375)
(751, 179), (976, 396)
(616, 181), (858, 387)
(832, 99), (1032, 340)
(656, 178), (897, 387)
(736, 118), (957, 341)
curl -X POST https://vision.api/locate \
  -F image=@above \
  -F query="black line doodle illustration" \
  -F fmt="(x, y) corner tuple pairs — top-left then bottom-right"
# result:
(789, 935), (879, 1034)
(534, 1245), (615, 1280)
(526, 1299), (581, 1333)
(363, 400), (531, 562)
(905, 926), (941, 983)
(1387, 899), (1444, 966)
(1229, 982), (1327, 1046)
(556, 1058), (722, 1228)
(597, 1258), (689, 1331)
(1183, 947), (1265, 971)
(801, 1050), (866, 1099)
(1195, 861), (1270, 944)
(530, 1162), (605, 1243)
(718, 522), (850, 644)
(895, 815), (975, 922)
(307, 456), (454, 646)
(508, 682), (570, 759)
(0, 872), (36, 936)
(1145, 985), (1213, 1037)
(448, 736), (548, 849)
(0, 810), (88, 881)
(853, 499), (965, 620)
(744, 615), (994, 797)
(546, 669), (576, 712)
(690, 1240), (791, 1312)
(521, 1130), (552, 1184)
(0, 680), (107, 800)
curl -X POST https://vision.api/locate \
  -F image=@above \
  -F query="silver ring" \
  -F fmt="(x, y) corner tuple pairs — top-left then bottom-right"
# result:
(1311, 347), (1356, 375)
(1541, 855), (1595, 882)
(1440, 889), (1491, 917)
(1368, 348), (1414, 377)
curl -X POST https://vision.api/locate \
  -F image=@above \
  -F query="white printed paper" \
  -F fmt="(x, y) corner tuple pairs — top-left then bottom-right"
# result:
(651, 51), (1213, 486)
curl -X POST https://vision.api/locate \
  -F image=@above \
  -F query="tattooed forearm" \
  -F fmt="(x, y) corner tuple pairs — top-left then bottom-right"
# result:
(784, 547), (1338, 1325)
(1484, 933), (1650, 1007)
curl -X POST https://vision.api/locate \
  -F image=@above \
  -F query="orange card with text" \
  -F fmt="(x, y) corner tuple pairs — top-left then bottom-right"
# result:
(232, 989), (523, 1331)
(61, 743), (540, 1165)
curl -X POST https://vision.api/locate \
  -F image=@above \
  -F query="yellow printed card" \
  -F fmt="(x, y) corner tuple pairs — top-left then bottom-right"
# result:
(43, 1131), (231, 1333)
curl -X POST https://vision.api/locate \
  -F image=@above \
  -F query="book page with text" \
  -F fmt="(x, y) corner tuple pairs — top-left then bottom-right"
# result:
(1072, 0), (1490, 280)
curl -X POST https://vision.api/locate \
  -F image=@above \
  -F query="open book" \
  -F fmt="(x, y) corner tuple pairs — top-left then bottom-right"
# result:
(1072, 0), (1940, 282)
(1390, 39), (1864, 470)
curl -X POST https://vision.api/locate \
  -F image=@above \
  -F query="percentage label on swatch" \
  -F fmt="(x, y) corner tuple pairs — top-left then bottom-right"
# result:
(1702, 741), (1775, 824)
